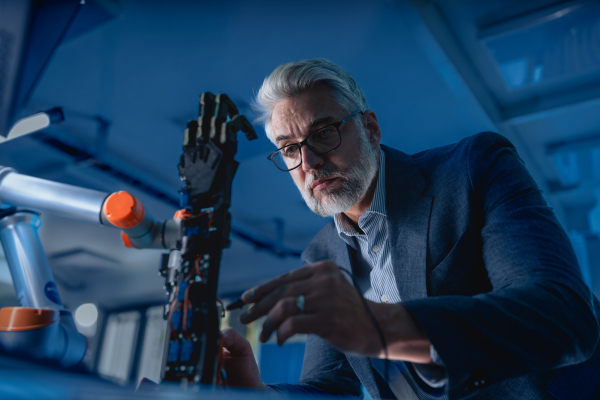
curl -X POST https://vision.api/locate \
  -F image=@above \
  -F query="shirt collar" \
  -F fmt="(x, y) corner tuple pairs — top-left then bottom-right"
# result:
(334, 148), (386, 240)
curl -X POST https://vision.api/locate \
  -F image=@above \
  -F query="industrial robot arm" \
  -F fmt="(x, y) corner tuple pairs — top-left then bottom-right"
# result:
(0, 167), (156, 368)
(0, 93), (256, 384)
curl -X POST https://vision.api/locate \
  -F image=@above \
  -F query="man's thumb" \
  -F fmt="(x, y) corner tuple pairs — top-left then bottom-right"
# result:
(222, 327), (253, 357)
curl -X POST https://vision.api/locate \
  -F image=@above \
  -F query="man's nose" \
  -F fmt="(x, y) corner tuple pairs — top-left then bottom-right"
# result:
(301, 146), (324, 172)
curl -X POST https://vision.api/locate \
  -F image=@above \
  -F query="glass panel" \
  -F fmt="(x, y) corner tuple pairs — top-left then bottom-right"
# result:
(259, 341), (306, 384)
(485, 5), (600, 90)
(137, 306), (168, 384)
(97, 310), (140, 385)
(551, 152), (579, 186)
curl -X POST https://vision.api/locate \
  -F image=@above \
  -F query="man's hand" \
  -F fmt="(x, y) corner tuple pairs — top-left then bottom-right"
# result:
(221, 327), (266, 389)
(239, 261), (432, 362)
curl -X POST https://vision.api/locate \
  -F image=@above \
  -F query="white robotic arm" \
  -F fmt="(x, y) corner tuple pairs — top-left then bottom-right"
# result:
(0, 165), (172, 368)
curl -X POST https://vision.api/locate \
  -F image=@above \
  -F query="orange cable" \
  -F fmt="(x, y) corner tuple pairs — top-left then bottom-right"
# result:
(168, 285), (180, 337)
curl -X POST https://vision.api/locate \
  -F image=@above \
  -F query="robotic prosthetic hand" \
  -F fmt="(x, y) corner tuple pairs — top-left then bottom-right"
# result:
(158, 93), (257, 385)
(105, 93), (257, 385)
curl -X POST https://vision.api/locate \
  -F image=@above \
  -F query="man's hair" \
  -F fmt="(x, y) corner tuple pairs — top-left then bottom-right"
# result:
(253, 58), (368, 143)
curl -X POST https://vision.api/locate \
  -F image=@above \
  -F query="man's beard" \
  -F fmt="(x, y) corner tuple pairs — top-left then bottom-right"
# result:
(299, 132), (379, 217)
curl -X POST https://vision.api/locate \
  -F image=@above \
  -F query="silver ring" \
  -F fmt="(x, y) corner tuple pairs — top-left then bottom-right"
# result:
(296, 295), (305, 314)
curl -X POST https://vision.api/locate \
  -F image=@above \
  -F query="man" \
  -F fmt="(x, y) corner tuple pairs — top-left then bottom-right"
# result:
(221, 59), (600, 399)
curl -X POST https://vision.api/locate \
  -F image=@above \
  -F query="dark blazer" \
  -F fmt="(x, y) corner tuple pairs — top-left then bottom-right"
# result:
(276, 132), (600, 400)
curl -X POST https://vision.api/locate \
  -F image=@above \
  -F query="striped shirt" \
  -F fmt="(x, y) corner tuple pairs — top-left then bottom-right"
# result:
(333, 148), (446, 399)
(334, 149), (401, 305)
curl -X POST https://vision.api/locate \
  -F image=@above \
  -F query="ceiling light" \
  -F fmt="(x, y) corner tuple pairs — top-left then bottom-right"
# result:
(75, 303), (98, 327)
(1, 107), (63, 144)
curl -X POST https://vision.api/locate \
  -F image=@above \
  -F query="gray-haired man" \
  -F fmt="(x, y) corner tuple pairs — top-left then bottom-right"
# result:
(221, 59), (600, 400)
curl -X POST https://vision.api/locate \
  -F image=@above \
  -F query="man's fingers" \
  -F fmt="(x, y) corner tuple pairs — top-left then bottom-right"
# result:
(259, 297), (298, 343)
(241, 261), (337, 304)
(240, 279), (314, 324)
(259, 293), (319, 343)
(276, 315), (326, 345)
(242, 266), (314, 303)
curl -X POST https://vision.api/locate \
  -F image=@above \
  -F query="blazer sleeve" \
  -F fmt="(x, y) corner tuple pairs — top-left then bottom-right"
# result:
(402, 132), (599, 398)
(268, 334), (363, 398)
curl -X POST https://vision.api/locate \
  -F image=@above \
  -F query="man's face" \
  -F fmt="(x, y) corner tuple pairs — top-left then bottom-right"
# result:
(270, 85), (379, 217)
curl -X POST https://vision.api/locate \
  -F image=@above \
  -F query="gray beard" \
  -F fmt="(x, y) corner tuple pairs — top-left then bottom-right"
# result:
(300, 133), (379, 217)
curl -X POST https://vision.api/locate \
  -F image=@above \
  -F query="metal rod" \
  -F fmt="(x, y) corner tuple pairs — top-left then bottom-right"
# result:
(0, 166), (108, 224)
(0, 212), (65, 310)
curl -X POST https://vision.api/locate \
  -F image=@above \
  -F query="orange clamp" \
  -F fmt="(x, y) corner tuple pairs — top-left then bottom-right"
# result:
(121, 231), (135, 248)
(174, 209), (191, 220)
(0, 307), (60, 332)
(103, 191), (145, 228)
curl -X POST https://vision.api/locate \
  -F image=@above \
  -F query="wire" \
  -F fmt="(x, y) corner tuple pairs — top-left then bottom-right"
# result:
(168, 285), (180, 337)
(182, 302), (192, 339)
(169, 301), (180, 337)
(337, 267), (389, 384)
(195, 257), (202, 277)
(182, 208), (214, 232)
(183, 280), (202, 339)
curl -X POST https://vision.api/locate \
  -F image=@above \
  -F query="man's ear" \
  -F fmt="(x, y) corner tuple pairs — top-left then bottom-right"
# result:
(363, 109), (381, 149)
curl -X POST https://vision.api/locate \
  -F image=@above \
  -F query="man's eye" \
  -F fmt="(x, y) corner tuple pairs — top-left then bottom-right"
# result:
(283, 146), (297, 156)
(316, 128), (335, 138)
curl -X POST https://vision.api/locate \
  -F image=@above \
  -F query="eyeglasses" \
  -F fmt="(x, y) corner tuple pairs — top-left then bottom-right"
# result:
(267, 110), (364, 172)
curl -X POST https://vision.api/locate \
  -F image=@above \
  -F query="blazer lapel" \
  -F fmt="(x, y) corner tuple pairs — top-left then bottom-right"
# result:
(382, 145), (433, 301)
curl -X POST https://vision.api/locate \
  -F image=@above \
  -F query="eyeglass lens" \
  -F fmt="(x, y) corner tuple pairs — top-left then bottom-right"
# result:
(272, 126), (340, 170)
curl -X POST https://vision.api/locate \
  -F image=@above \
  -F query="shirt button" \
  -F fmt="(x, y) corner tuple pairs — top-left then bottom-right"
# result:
(381, 294), (389, 303)
(372, 245), (380, 253)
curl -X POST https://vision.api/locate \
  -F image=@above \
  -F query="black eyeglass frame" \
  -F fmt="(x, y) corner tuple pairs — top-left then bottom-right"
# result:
(267, 110), (364, 172)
